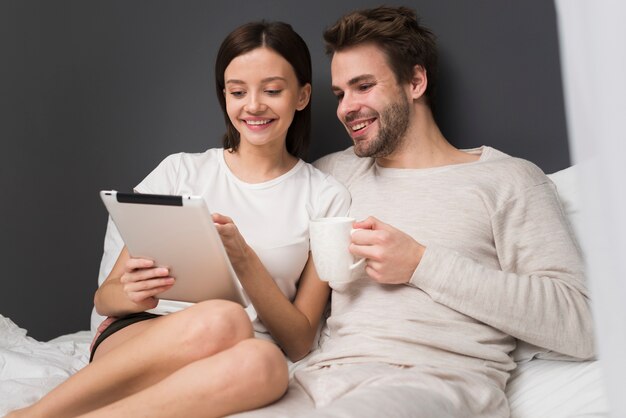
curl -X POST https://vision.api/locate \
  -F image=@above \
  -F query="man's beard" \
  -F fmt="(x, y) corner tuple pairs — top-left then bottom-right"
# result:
(352, 96), (410, 158)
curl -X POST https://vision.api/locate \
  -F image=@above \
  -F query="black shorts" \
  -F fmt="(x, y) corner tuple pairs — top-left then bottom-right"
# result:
(90, 312), (160, 362)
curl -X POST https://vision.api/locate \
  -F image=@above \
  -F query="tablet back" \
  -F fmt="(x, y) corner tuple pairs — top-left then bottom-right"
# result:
(100, 191), (248, 306)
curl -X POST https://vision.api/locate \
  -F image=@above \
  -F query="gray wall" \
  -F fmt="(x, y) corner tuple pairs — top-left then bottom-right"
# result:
(1, 0), (569, 340)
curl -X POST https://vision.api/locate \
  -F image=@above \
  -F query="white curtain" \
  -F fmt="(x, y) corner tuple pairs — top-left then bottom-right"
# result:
(554, 1), (626, 417)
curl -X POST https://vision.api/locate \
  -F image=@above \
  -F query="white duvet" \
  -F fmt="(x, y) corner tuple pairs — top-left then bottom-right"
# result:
(0, 313), (610, 418)
(0, 315), (91, 415)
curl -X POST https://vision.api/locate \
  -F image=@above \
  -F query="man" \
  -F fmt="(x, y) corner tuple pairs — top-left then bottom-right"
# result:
(236, 6), (594, 418)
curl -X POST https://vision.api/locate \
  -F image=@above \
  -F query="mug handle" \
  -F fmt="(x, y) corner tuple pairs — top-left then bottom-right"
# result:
(348, 228), (366, 270)
(349, 257), (366, 270)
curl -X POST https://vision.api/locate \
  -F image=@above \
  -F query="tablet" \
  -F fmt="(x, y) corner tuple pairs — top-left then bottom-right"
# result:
(100, 190), (249, 306)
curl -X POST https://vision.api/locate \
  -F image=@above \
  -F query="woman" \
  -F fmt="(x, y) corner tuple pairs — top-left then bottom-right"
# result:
(9, 21), (349, 418)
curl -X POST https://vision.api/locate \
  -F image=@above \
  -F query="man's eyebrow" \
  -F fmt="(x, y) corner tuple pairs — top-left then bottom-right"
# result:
(347, 74), (375, 86)
(225, 76), (287, 85)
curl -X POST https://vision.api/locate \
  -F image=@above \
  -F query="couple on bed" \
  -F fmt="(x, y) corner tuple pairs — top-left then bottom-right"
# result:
(8, 6), (593, 418)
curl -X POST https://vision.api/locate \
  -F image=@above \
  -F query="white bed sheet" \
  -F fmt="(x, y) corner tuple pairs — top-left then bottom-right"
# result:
(0, 315), (91, 416)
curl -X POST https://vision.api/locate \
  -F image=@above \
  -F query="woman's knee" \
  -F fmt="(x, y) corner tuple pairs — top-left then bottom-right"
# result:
(174, 300), (253, 357)
(231, 339), (289, 400)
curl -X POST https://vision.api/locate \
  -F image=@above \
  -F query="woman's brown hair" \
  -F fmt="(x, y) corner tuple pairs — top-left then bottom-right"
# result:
(215, 21), (312, 158)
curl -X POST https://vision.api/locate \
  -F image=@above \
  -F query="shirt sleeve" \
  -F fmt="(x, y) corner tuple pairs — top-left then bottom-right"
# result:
(314, 174), (351, 219)
(313, 152), (338, 175)
(409, 181), (594, 360)
(134, 153), (183, 194)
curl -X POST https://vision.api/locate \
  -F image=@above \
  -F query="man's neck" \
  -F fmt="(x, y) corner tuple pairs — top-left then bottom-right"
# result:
(375, 105), (479, 169)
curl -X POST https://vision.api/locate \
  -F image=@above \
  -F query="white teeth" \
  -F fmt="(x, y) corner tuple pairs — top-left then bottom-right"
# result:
(351, 121), (370, 131)
(246, 119), (271, 125)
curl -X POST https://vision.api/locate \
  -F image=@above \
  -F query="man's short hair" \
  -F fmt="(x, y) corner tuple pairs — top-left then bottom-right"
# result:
(323, 6), (438, 106)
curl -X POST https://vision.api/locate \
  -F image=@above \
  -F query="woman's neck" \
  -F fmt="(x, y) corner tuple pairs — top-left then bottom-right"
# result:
(223, 143), (298, 184)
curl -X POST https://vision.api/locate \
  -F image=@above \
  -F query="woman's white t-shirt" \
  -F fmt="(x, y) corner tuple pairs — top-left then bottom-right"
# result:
(134, 148), (351, 339)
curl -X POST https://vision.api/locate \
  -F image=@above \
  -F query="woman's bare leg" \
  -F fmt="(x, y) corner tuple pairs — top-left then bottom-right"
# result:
(79, 339), (288, 418)
(8, 300), (253, 418)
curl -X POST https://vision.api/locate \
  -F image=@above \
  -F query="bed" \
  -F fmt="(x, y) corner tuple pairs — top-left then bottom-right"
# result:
(0, 165), (610, 417)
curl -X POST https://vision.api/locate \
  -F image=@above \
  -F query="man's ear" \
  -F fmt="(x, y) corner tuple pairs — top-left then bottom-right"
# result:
(409, 65), (428, 100)
(296, 83), (312, 111)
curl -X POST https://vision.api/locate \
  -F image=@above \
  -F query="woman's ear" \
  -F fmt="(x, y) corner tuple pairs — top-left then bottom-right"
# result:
(296, 83), (312, 111)
(409, 65), (428, 100)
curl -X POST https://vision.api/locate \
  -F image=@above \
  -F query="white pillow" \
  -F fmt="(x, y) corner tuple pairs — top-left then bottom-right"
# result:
(547, 165), (582, 242)
(89, 217), (124, 333)
(507, 358), (609, 418)
(508, 166), (609, 417)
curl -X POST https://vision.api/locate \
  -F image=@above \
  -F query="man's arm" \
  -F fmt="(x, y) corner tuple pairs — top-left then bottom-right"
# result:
(350, 182), (594, 360)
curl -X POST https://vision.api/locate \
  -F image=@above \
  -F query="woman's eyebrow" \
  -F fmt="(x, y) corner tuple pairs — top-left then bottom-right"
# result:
(225, 76), (287, 85)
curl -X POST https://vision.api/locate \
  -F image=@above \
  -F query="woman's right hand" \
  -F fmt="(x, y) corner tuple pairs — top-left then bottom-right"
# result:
(119, 257), (175, 310)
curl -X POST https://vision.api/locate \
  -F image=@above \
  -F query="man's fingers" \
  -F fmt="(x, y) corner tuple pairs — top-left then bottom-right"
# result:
(364, 263), (383, 282)
(351, 228), (391, 247)
(349, 242), (383, 261)
(350, 228), (373, 246)
(352, 216), (377, 230)
(353, 216), (387, 231)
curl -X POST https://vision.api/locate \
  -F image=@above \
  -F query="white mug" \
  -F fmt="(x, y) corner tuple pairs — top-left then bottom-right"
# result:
(309, 217), (366, 283)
